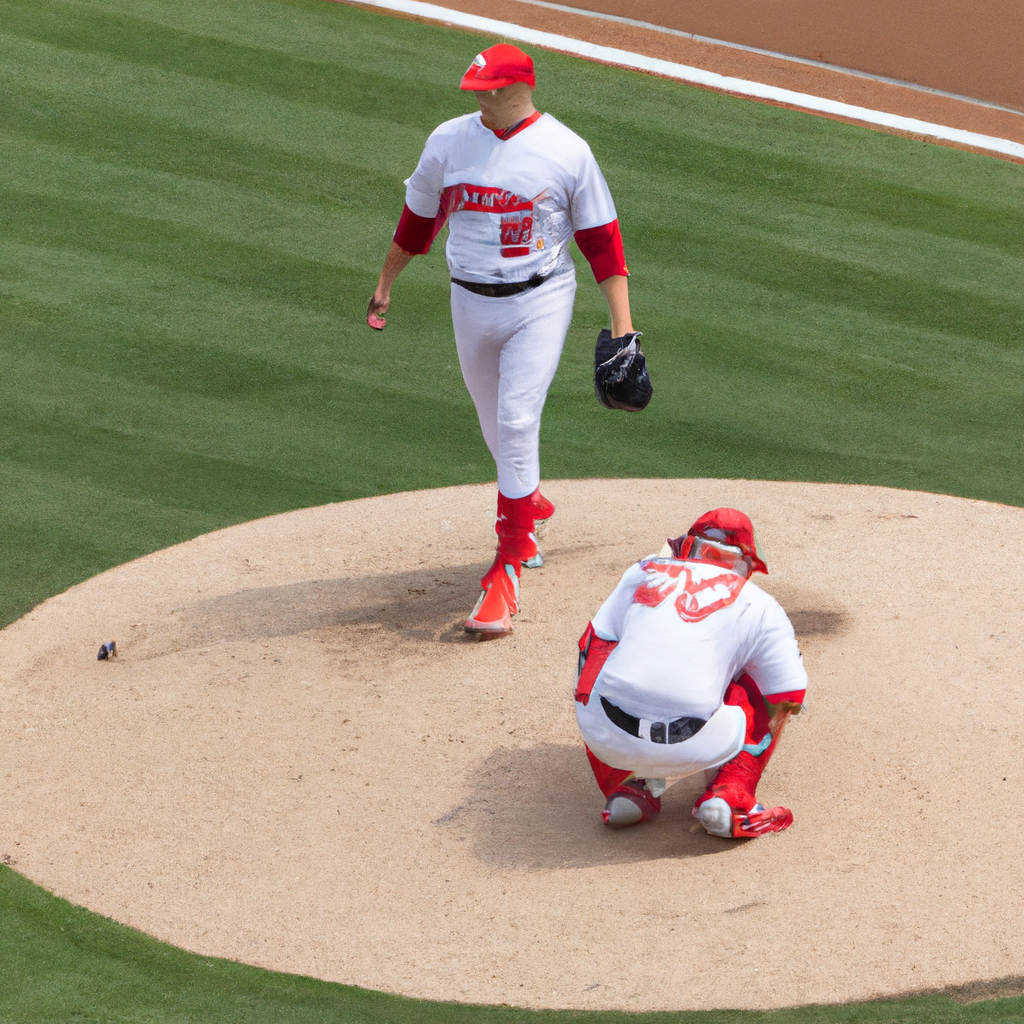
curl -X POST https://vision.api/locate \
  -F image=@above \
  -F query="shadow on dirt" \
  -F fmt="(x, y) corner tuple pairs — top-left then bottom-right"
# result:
(433, 742), (731, 870)
(158, 563), (494, 650)
(787, 608), (850, 637)
(160, 566), (848, 654)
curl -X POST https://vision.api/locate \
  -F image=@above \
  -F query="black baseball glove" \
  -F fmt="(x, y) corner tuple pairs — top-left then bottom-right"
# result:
(594, 329), (652, 411)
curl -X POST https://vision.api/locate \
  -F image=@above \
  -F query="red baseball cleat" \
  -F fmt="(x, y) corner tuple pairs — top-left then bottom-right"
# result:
(692, 796), (793, 838)
(523, 490), (553, 567)
(736, 803), (793, 837)
(601, 779), (662, 828)
(465, 559), (519, 637)
(529, 488), (555, 524)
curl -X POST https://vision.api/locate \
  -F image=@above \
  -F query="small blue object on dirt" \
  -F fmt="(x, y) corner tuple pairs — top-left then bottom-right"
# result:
(97, 641), (117, 660)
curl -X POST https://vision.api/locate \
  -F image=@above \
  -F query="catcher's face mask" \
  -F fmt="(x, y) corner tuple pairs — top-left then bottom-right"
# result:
(686, 535), (753, 577)
(669, 507), (768, 574)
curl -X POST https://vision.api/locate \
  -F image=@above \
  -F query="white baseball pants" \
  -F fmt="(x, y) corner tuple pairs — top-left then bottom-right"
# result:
(451, 270), (577, 499)
(576, 679), (747, 782)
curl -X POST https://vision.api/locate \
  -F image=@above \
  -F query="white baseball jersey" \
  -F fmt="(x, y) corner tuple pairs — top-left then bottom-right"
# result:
(404, 112), (618, 284)
(590, 557), (807, 723)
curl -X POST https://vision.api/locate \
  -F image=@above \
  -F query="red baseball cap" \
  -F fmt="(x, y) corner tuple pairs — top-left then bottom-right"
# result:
(460, 44), (535, 91)
(670, 508), (768, 574)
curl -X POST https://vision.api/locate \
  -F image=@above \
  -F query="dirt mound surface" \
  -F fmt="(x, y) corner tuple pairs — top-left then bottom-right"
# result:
(2, 480), (1022, 1011)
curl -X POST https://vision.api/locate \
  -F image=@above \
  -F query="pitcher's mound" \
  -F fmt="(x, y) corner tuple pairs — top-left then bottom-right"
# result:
(2, 479), (1023, 1012)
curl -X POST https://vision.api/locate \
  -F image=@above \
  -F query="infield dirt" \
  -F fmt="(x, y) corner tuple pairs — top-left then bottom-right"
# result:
(3, 479), (1023, 1012)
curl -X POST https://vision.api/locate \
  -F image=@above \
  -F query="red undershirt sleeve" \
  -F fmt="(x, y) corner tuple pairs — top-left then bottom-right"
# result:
(393, 202), (447, 256)
(573, 219), (628, 283)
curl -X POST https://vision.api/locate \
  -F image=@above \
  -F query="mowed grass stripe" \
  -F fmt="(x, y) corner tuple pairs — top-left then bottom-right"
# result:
(1, 0), (1024, 1019)
(0, 0), (490, 626)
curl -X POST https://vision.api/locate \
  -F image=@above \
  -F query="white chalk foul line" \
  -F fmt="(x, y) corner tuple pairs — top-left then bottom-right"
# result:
(505, 0), (1024, 118)
(346, 0), (1024, 161)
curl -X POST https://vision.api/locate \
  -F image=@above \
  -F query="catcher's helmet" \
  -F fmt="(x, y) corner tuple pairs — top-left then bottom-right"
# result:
(594, 329), (652, 412)
(668, 508), (768, 575)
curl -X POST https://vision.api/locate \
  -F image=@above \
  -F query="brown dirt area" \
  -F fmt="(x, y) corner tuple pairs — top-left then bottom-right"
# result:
(376, 0), (1024, 148)
(3, 480), (1024, 1012)
(535, 0), (1024, 112)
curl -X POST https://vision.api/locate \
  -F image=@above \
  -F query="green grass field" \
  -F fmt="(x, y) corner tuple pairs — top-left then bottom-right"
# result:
(2, 0), (1023, 1020)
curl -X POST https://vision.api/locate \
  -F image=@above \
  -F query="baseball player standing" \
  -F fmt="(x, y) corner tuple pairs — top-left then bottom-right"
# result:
(574, 508), (808, 838)
(368, 44), (638, 637)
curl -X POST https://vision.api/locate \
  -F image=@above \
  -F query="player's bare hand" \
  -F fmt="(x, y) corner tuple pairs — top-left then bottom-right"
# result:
(367, 291), (390, 331)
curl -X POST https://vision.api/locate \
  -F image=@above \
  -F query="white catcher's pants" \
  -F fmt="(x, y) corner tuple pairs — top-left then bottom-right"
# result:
(576, 678), (747, 782)
(451, 270), (577, 499)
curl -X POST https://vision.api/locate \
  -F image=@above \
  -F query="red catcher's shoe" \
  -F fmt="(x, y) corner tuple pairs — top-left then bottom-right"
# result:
(738, 803), (793, 837)
(465, 559), (519, 637)
(693, 796), (792, 838)
(601, 779), (662, 828)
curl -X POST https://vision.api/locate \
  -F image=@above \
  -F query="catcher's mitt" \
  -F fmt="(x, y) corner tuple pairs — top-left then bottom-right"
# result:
(594, 329), (652, 411)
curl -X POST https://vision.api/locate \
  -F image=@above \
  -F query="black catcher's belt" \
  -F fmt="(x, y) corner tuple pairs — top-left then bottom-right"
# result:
(601, 696), (707, 744)
(451, 273), (550, 297)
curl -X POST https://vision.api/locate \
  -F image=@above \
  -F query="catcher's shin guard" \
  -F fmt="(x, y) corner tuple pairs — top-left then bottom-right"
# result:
(585, 744), (633, 797)
(583, 746), (661, 829)
(692, 673), (802, 839)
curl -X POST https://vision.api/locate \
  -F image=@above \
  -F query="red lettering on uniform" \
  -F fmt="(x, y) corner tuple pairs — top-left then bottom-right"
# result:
(674, 569), (746, 622)
(634, 579), (676, 607)
(439, 184), (547, 259)
(500, 213), (532, 246)
(446, 184), (534, 214)
(633, 560), (683, 608)
(632, 560), (746, 622)
(637, 559), (686, 581)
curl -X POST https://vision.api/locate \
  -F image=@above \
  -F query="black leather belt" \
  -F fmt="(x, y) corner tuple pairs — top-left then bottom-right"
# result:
(601, 696), (706, 744)
(451, 273), (549, 297)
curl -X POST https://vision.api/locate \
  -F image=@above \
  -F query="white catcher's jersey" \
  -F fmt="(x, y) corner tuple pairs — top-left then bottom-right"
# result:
(590, 557), (807, 723)
(404, 112), (617, 284)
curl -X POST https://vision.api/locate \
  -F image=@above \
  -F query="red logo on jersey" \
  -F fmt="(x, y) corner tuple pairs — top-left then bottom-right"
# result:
(443, 184), (533, 215)
(634, 560), (685, 607)
(633, 559), (746, 623)
(500, 211), (532, 257)
(441, 184), (543, 258)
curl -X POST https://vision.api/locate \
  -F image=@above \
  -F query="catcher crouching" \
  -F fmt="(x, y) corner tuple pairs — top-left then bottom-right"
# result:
(574, 508), (807, 839)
